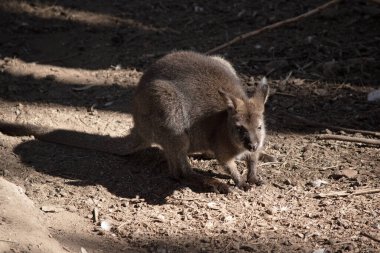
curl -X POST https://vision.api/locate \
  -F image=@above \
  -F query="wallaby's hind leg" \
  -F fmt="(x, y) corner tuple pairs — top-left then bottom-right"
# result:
(160, 133), (193, 179)
(160, 133), (230, 194)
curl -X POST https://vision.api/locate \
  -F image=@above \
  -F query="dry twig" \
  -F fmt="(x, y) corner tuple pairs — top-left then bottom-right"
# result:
(318, 134), (380, 146)
(360, 231), (380, 243)
(0, 239), (17, 244)
(287, 113), (380, 137)
(206, 0), (343, 54)
(316, 188), (380, 198)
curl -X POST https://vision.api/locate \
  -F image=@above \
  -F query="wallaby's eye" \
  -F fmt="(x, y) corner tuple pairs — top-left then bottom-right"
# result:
(236, 125), (246, 135)
(258, 125), (262, 130)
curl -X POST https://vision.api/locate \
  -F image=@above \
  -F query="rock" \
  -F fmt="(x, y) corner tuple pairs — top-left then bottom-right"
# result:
(330, 169), (358, 180)
(266, 208), (275, 215)
(341, 169), (358, 179)
(368, 89), (380, 102)
(204, 220), (214, 229)
(309, 179), (328, 188)
(0, 178), (66, 253)
(66, 205), (77, 212)
(100, 220), (112, 231)
(206, 202), (219, 210)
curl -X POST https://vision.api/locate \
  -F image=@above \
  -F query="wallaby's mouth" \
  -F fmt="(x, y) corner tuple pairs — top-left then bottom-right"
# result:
(243, 141), (258, 152)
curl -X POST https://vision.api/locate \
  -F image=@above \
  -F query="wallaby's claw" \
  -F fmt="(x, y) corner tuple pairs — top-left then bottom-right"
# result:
(237, 182), (252, 191)
(247, 176), (265, 186)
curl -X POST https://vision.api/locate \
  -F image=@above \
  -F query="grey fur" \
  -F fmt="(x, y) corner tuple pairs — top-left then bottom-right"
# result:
(130, 51), (269, 191)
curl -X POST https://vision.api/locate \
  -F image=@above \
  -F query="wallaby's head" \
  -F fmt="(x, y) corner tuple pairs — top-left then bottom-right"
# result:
(219, 77), (269, 152)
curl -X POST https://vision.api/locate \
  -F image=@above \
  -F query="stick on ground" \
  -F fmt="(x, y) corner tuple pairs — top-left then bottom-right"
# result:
(206, 0), (343, 54)
(316, 188), (380, 198)
(360, 231), (380, 243)
(318, 134), (380, 146)
(287, 113), (380, 137)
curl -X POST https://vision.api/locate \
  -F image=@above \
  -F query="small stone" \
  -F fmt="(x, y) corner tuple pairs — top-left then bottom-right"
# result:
(368, 89), (380, 102)
(223, 215), (234, 223)
(156, 214), (166, 223)
(100, 220), (112, 231)
(85, 198), (94, 206)
(207, 202), (219, 210)
(205, 220), (214, 229)
(66, 205), (77, 212)
(341, 169), (358, 179)
(309, 179), (328, 188)
(266, 208), (275, 215)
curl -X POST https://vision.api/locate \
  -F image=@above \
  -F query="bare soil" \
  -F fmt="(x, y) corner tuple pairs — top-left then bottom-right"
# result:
(0, 0), (379, 252)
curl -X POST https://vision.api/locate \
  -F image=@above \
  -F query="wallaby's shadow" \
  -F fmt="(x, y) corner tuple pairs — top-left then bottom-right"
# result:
(12, 135), (230, 204)
(14, 138), (175, 204)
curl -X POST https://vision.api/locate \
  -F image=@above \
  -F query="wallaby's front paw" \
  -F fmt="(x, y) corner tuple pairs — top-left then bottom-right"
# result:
(236, 182), (251, 191)
(247, 176), (265, 186)
(259, 153), (277, 163)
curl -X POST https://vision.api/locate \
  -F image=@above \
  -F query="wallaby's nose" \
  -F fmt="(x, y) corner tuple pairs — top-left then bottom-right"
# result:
(249, 142), (258, 151)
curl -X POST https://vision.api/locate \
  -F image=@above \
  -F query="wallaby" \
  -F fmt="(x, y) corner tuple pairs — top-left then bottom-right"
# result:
(0, 51), (270, 193)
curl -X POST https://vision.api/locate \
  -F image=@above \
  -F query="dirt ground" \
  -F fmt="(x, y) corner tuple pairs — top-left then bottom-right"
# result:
(0, 0), (379, 252)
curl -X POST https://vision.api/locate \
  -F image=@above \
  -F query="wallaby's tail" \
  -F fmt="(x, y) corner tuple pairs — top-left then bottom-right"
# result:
(0, 121), (147, 156)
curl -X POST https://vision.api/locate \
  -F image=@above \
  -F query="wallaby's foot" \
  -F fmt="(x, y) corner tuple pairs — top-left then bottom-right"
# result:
(247, 175), (265, 186)
(187, 172), (231, 194)
(207, 179), (231, 194)
(259, 152), (277, 163)
(236, 181), (251, 191)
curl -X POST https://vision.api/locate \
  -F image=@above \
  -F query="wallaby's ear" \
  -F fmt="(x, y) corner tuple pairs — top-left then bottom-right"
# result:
(219, 89), (244, 110)
(251, 77), (269, 104)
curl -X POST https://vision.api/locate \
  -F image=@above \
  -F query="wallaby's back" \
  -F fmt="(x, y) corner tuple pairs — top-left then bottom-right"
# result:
(133, 51), (246, 135)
